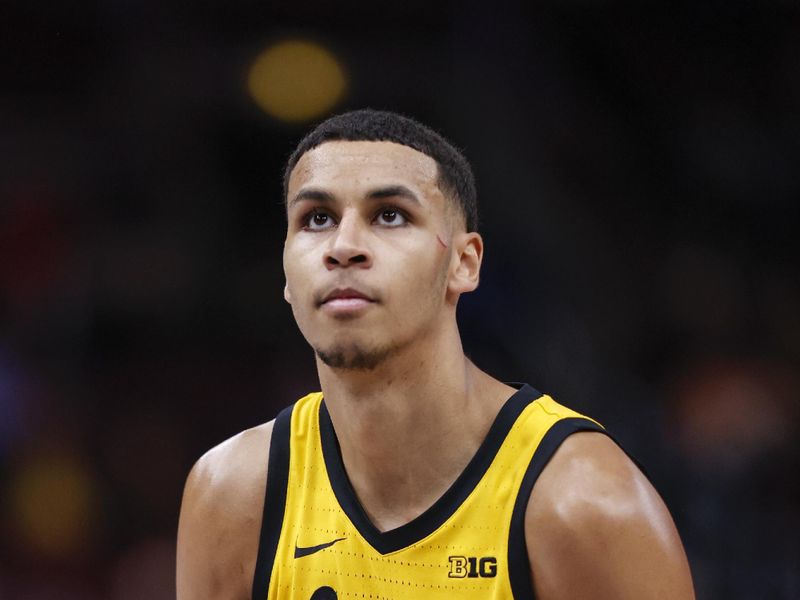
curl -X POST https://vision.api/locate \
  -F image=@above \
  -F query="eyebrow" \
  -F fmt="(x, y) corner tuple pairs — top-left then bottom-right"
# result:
(287, 188), (334, 209)
(288, 185), (421, 210)
(366, 185), (421, 205)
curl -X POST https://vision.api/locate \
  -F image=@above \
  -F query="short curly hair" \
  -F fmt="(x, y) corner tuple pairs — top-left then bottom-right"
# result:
(283, 109), (478, 232)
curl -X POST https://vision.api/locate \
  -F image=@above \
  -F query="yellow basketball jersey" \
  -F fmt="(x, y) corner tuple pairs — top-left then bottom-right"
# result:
(252, 384), (606, 600)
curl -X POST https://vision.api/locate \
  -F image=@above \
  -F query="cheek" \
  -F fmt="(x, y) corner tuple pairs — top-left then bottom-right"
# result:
(396, 244), (450, 298)
(283, 246), (313, 291)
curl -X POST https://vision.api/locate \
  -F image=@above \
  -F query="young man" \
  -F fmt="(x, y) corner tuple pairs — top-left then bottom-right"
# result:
(177, 110), (695, 599)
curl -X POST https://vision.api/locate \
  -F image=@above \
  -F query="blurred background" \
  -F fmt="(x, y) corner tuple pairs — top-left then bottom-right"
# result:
(1, 0), (799, 598)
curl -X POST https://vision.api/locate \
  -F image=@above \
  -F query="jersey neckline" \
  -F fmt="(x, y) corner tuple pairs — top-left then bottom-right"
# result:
(318, 383), (542, 555)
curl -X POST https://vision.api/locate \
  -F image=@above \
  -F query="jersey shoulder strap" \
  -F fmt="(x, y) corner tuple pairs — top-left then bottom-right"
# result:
(251, 402), (294, 600)
(507, 395), (609, 599)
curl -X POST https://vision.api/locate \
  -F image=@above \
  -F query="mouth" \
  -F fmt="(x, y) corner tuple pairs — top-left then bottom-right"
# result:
(318, 287), (377, 314)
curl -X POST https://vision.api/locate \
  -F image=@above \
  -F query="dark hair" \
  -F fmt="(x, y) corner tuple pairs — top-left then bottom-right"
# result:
(283, 109), (478, 232)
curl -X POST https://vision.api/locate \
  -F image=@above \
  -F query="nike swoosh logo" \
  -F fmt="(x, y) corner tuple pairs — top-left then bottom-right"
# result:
(294, 537), (346, 558)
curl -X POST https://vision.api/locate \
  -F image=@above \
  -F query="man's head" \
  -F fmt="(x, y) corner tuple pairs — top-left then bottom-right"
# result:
(282, 110), (483, 371)
(283, 109), (478, 233)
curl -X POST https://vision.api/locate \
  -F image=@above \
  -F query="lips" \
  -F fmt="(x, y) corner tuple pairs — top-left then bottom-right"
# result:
(318, 287), (377, 315)
(321, 287), (375, 304)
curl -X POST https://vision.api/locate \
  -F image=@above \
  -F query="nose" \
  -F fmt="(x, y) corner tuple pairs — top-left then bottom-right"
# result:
(324, 210), (372, 269)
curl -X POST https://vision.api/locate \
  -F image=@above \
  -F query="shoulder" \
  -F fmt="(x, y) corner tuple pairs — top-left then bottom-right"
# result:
(188, 420), (275, 506)
(525, 431), (695, 600)
(177, 420), (275, 600)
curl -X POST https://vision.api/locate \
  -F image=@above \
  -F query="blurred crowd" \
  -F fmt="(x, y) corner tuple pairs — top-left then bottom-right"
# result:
(1, 1), (799, 598)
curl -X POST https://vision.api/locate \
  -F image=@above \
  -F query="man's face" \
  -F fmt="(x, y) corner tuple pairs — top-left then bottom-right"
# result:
(283, 140), (459, 370)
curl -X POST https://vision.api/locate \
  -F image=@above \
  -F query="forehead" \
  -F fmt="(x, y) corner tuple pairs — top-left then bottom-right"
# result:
(288, 140), (439, 194)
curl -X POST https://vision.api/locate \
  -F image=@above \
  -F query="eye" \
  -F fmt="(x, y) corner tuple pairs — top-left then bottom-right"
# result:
(303, 209), (336, 231)
(374, 208), (408, 227)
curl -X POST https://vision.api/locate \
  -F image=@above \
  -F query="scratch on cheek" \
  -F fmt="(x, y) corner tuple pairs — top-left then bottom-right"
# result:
(436, 234), (449, 249)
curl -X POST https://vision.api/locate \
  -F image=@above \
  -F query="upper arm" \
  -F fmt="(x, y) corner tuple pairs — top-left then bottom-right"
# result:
(525, 431), (695, 600)
(177, 422), (273, 600)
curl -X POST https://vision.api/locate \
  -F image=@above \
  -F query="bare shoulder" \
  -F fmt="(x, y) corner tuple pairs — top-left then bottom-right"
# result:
(526, 431), (695, 600)
(188, 420), (275, 509)
(177, 420), (275, 600)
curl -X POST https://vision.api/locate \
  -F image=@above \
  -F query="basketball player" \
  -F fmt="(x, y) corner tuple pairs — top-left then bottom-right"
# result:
(177, 110), (695, 599)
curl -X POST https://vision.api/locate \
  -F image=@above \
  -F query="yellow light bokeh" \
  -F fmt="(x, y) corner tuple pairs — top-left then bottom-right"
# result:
(8, 454), (97, 558)
(247, 39), (347, 123)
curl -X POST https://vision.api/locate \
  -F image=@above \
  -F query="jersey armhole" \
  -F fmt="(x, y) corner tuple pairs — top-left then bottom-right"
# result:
(506, 417), (607, 600)
(251, 404), (294, 600)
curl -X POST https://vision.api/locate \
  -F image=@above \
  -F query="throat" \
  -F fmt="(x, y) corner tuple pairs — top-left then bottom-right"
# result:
(320, 402), (510, 534)
(317, 361), (518, 537)
(323, 399), (474, 531)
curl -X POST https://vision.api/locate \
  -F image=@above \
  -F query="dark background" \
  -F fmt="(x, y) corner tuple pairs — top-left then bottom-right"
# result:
(1, 1), (799, 598)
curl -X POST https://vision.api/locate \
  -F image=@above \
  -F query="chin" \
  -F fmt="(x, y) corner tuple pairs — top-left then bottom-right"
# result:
(314, 342), (394, 372)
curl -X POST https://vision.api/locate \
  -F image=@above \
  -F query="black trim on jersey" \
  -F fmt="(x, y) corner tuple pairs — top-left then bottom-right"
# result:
(252, 404), (294, 600)
(507, 417), (607, 600)
(318, 383), (543, 555)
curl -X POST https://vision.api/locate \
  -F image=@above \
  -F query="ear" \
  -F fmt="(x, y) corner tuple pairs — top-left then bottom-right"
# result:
(284, 282), (292, 304)
(446, 231), (483, 303)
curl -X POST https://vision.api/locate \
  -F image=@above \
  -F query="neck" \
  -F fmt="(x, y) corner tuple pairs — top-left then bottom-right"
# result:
(316, 326), (514, 531)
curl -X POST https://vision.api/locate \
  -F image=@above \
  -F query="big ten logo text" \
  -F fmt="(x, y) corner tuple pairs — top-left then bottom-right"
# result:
(447, 556), (497, 578)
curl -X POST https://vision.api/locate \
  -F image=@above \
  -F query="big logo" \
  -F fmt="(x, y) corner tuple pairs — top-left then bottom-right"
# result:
(448, 555), (498, 578)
